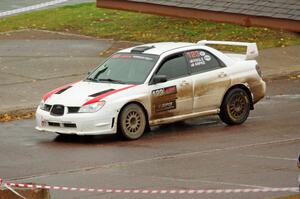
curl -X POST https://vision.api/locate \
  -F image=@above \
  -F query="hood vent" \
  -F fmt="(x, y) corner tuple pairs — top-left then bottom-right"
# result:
(56, 86), (72, 94)
(131, 45), (155, 53)
(89, 89), (115, 97)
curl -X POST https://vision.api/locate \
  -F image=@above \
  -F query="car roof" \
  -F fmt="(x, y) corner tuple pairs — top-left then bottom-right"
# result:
(118, 42), (195, 55)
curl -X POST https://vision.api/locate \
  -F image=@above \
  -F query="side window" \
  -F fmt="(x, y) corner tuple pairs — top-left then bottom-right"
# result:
(185, 50), (224, 74)
(156, 54), (189, 80)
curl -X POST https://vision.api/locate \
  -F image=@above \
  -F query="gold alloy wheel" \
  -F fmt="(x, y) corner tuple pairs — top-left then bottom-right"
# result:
(120, 104), (146, 140)
(125, 111), (141, 133)
(219, 88), (251, 125)
(228, 92), (248, 120)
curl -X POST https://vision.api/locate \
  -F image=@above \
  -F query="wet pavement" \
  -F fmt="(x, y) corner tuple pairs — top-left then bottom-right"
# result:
(0, 78), (299, 199)
(0, 30), (113, 113)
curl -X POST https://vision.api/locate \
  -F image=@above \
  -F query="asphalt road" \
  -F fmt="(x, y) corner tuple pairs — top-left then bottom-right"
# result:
(0, 30), (112, 113)
(0, 0), (94, 13)
(0, 78), (299, 199)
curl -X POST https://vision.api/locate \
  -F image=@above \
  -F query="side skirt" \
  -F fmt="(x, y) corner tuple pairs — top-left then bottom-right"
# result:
(149, 109), (220, 126)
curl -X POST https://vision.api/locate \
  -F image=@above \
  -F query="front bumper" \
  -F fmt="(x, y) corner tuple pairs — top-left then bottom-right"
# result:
(35, 107), (117, 135)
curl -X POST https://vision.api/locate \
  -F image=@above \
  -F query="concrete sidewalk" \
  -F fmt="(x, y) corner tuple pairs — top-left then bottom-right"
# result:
(0, 30), (299, 114)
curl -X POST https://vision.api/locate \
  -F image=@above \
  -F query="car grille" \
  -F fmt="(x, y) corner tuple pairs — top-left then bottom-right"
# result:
(48, 122), (77, 128)
(63, 123), (77, 128)
(50, 105), (65, 116)
(48, 122), (60, 127)
(45, 105), (80, 114)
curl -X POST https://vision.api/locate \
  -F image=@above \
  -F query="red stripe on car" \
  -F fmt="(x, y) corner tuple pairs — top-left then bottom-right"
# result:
(43, 82), (78, 102)
(83, 85), (136, 106)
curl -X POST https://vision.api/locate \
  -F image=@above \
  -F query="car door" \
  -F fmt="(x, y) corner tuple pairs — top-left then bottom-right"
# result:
(185, 50), (231, 112)
(149, 53), (193, 120)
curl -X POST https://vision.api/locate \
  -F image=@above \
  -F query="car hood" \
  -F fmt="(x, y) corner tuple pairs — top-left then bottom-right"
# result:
(44, 81), (133, 106)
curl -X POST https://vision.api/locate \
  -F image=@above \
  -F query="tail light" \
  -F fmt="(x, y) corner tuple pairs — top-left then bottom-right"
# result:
(256, 64), (262, 77)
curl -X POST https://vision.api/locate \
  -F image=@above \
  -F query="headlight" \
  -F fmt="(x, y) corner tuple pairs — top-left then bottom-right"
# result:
(78, 101), (105, 113)
(39, 100), (46, 110)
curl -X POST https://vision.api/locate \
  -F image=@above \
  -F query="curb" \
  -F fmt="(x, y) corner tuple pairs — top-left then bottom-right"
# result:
(0, 29), (144, 44)
(0, 29), (114, 41)
(263, 70), (300, 82)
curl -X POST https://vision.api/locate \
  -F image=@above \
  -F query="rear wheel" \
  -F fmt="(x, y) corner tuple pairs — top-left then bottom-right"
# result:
(219, 88), (250, 125)
(118, 104), (146, 140)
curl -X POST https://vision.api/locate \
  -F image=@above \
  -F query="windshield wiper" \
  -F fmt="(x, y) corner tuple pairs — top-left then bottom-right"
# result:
(86, 65), (109, 82)
(98, 78), (126, 84)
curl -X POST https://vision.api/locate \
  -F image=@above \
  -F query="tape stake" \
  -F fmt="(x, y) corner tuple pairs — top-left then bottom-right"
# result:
(3, 183), (27, 199)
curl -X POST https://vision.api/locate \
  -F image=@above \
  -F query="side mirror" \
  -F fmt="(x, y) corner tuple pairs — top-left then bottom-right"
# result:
(152, 75), (167, 84)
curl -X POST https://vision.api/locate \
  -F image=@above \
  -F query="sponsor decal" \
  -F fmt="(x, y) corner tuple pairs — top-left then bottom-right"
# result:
(204, 55), (211, 61)
(112, 54), (153, 61)
(155, 100), (176, 112)
(151, 86), (177, 114)
(111, 54), (132, 59)
(200, 51), (206, 56)
(186, 50), (211, 68)
(152, 86), (177, 97)
(186, 51), (201, 59)
(132, 55), (154, 61)
(190, 58), (205, 67)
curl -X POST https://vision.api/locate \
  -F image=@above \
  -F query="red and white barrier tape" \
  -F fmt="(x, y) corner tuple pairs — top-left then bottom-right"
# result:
(0, 178), (298, 195)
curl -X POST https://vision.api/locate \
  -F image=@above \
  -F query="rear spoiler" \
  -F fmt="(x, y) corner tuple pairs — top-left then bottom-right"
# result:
(197, 40), (258, 60)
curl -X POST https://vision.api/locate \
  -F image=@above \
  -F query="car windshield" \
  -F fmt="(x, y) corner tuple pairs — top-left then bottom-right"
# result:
(86, 53), (159, 84)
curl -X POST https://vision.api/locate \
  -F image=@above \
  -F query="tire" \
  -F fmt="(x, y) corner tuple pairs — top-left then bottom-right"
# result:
(118, 104), (146, 140)
(219, 88), (251, 125)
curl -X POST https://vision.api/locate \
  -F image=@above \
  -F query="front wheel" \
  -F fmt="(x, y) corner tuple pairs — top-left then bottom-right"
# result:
(118, 104), (146, 140)
(219, 88), (250, 125)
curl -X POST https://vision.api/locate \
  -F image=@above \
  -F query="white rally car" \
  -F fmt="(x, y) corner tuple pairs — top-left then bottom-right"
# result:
(36, 40), (266, 140)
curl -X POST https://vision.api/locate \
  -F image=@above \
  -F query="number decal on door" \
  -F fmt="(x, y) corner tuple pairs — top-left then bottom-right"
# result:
(151, 86), (177, 114)
(151, 86), (177, 97)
